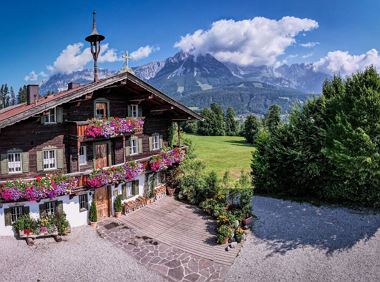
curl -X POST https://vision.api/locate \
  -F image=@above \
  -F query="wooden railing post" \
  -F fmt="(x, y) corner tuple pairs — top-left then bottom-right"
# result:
(177, 121), (180, 147)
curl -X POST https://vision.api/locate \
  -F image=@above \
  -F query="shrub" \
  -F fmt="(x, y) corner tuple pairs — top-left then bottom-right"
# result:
(89, 200), (97, 222)
(114, 195), (122, 212)
(54, 212), (69, 235)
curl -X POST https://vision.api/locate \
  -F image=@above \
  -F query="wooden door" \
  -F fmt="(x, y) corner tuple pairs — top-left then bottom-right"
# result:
(95, 143), (108, 169)
(94, 186), (110, 218)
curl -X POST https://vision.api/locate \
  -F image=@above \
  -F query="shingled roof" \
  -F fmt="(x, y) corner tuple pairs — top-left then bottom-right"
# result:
(0, 71), (202, 129)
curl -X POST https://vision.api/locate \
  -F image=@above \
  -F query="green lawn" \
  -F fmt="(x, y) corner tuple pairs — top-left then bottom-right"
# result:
(184, 134), (255, 179)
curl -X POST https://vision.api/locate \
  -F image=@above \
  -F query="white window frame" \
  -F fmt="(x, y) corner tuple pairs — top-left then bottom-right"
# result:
(152, 134), (160, 150)
(44, 108), (56, 124)
(79, 145), (87, 165)
(131, 104), (139, 118)
(130, 138), (138, 155)
(8, 152), (22, 174)
(79, 194), (88, 211)
(94, 98), (110, 119)
(11, 206), (24, 224)
(45, 201), (56, 216)
(43, 149), (57, 171)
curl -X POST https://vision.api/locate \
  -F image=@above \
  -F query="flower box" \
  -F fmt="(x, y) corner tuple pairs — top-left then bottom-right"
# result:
(85, 117), (144, 139)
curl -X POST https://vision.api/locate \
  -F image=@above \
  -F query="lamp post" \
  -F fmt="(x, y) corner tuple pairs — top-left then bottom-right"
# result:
(85, 11), (105, 82)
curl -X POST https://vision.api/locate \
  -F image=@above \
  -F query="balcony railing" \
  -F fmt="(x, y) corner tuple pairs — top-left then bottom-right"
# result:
(0, 146), (187, 203)
(70, 117), (144, 140)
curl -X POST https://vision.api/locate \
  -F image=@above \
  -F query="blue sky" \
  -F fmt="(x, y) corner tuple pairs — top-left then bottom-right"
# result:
(1, 0), (379, 90)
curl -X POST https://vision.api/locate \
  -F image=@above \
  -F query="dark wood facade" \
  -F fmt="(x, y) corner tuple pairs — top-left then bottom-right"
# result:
(0, 73), (200, 181)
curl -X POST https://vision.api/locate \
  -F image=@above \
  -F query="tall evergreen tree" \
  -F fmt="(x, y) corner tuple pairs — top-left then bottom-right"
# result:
(18, 85), (27, 104)
(210, 103), (226, 136)
(225, 107), (239, 136)
(264, 104), (281, 134)
(9, 87), (16, 106)
(243, 115), (260, 144)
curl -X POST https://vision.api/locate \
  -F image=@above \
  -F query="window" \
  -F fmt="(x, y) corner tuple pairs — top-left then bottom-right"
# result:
(131, 104), (139, 118)
(79, 145), (87, 165)
(43, 150), (56, 170)
(45, 201), (56, 216)
(44, 108), (56, 124)
(152, 134), (160, 150)
(95, 102), (108, 119)
(126, 180), (139, 198)
(8, 152), (22, 174)
(11, 206), (24, 224)
(79, 194), (88, 211)
(130, 138), (138, 155)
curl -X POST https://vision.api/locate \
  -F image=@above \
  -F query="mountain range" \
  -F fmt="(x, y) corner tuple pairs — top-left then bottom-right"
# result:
(41, 52), (330, 115)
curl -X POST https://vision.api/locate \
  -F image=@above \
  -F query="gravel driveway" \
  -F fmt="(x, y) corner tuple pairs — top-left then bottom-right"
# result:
(0, 225), (165, 282)
(227, 196), (380, 282)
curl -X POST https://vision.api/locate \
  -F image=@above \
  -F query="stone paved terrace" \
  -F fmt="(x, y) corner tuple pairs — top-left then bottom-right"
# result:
(97, 197), (246, 281)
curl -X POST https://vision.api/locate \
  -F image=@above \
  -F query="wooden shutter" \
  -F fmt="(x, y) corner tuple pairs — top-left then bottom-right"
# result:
(39, 203), (47, 218)
(84, 195), (89, 210)
(23, 206), (30, 215)
(148, 137), (153, 151)
(4, 208), (12, 226)
(127, 105), (132, 117)
(125, 139), (130, 157)
(159, 135), (164, 149)
(56, 201), (64, 215)
(138, 106), (142, 117)
(0, 154), (8, 175)
(57, 149), (64, 169)
(138, 138), (143, 154)
(36, 151), (43, 171)
(22, 152), (29, 173)
(56, 107), (63, 123)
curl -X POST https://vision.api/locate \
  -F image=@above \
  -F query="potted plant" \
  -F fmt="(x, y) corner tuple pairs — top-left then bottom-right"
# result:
(114, 195), (122, 218)
(217, 224), (233, 244)
(235, 227), (245, 243)
(89, 200), (98, 228)
(242, 205), (253, 226)
(166, 186), (176, 197)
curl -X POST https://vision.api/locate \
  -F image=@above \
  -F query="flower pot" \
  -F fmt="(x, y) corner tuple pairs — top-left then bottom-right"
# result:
(243, 216), (253, 226)
(90, 221), (97, 228)
(223, 237), (229, 244)
(167, 187), (176, 197)
(114, 211), (122, 218)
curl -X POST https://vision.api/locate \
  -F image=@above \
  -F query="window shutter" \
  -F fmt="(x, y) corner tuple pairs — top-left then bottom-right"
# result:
(23, 206), (30, 215)
(0, 154), (8, 174)
(148, 137), (153, 151)
(22, 152), (29, 173)
(127, 105), (132, 117)
(138, 106), (142, 117)
(132, 180), (139, 195)
(125, 139), (130, 157)
(159, 135), (164, 149)
(56, 107), (63, 123)
(39, 203), (47, 218)
(4, 208), (12, 226)
(57, 149), (64, 169)
(36, 151), (43, 171)
(138, 138), (143, 154)
(56, 201), (64, 215)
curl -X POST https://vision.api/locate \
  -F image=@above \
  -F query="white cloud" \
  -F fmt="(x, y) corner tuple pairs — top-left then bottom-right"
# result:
(130, 45), (159, 61)
(47, 42), (121, 74)
(313, 49), (380, 76)
(300, 41), (319, 48)
(174, 16), (318, 66)
(24, 71), (48, 82)
(302, 53), (313, 59)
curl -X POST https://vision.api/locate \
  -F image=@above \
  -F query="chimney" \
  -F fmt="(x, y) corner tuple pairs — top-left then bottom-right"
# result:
(68, 82), (80, 90)
(26, 85), (40, 105)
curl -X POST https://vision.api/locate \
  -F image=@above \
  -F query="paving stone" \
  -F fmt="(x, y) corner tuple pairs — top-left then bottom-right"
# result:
(165, 259), (181, 268)
(184, 273), (201, 282)
(168, 266), (184, 280)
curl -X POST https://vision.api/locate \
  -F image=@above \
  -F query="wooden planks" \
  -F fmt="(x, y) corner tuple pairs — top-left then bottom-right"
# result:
(121, 197), (242, 265)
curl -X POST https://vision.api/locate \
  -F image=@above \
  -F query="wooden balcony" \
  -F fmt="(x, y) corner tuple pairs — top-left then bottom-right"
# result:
(69, 117), (144, 141)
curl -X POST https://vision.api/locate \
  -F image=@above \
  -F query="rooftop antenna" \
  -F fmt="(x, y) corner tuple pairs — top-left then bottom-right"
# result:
(85, 11), (105, 82)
